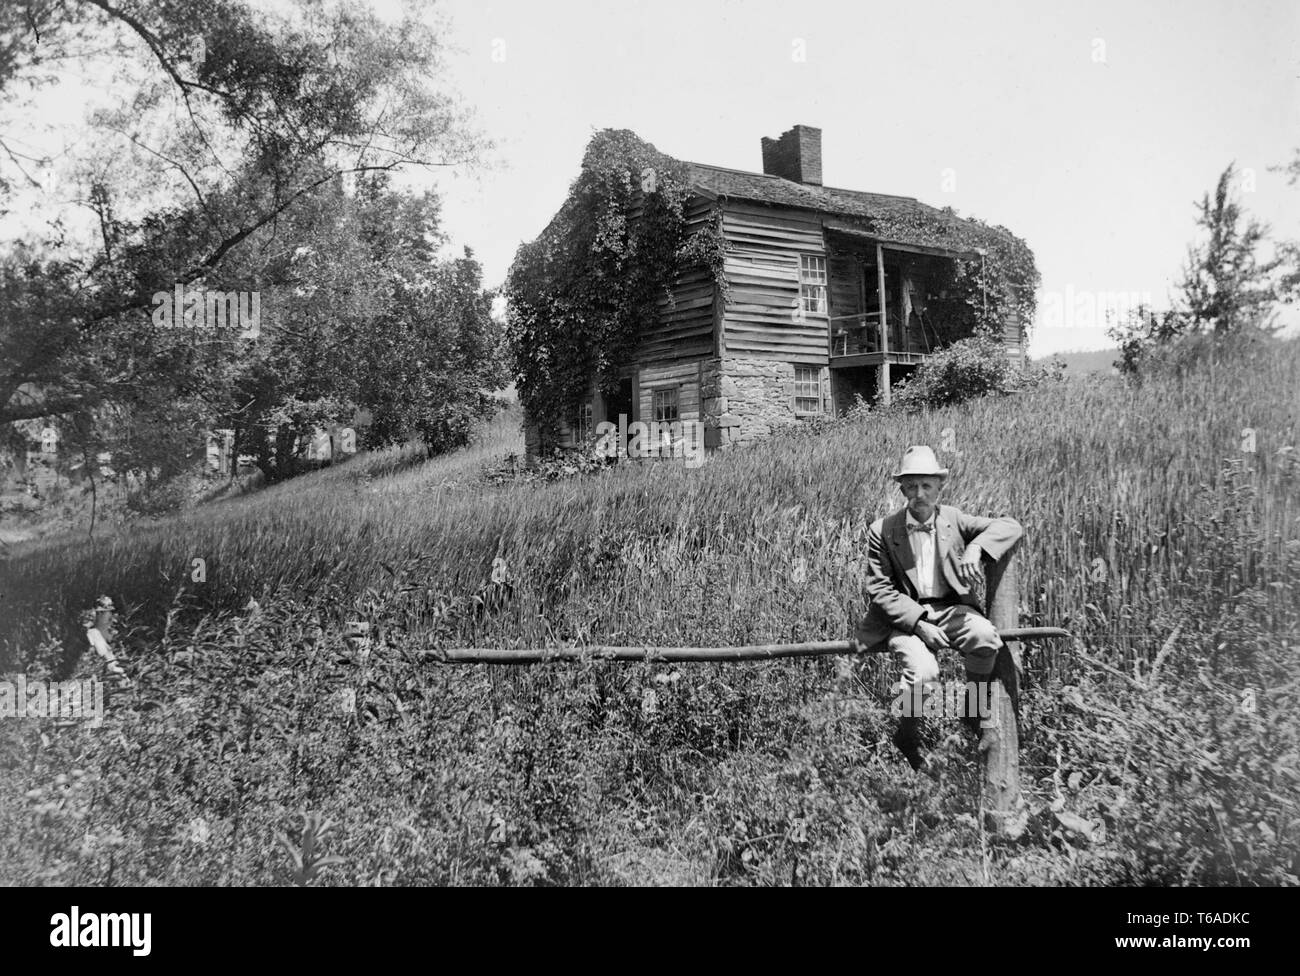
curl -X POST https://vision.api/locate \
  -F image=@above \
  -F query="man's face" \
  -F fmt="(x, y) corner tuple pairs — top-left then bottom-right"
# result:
(897, 475), (944, 521)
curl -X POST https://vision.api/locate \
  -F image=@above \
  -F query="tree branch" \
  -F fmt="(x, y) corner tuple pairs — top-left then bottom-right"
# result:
(79, 0), (233, 171)
(86, 161), (414, 323)
(0, 135), (47, 188)
(0, 395), (92, 424)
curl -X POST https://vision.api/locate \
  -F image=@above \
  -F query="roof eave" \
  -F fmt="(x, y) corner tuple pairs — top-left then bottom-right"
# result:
(823, 221), (985, 260)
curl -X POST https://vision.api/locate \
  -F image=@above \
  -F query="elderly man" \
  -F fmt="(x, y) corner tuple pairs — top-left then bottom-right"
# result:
(855, 445), (1022, 771)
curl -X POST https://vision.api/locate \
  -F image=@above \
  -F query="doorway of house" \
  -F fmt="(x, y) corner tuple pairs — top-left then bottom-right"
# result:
(831, 366), (876, 414)
(606, 377), (634, 425)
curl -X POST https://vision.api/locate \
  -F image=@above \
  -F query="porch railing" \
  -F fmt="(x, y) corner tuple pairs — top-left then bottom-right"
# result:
(829, 311), (932, 358)
(830, 311), (900, 357)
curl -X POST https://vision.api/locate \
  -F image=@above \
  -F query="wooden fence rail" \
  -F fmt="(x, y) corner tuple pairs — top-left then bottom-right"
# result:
(422, 628), (1070, 665)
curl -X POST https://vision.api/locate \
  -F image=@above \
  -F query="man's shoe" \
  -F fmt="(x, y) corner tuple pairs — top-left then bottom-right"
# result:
(892, 718), (927, 772)
(961, 673), (992, 740)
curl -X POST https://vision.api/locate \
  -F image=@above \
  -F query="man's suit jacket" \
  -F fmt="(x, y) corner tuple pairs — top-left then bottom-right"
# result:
(855, 504), (1023, 652)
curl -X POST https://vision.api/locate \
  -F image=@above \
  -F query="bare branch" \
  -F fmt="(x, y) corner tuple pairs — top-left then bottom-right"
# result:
(0, 135), (47, 188)
(107, 124), (216, 221)
(79, 0), (233, 173)
(0, 395), (92, 424)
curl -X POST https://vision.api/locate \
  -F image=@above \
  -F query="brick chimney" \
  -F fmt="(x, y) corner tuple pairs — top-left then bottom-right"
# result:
(760, 125), (822, 185)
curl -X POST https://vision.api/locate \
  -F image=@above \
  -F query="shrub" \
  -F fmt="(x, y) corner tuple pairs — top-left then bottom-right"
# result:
(1122, 326), (1273, 383)
(1017, 353), (1067, 392)
(892, 333), (1023, 410)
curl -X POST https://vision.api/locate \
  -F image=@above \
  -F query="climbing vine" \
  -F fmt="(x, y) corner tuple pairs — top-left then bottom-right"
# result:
(504, 130), (727, 442)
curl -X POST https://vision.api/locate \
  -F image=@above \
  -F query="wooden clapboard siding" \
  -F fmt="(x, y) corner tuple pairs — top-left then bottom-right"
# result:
(637, 360), (702, 421)
(624, 187), (1024, 371)
(720, 200), (829, 365)
(633, 193), (718, 364)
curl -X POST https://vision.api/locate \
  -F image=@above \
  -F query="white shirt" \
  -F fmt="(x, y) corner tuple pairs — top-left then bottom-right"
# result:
(906, 511), (950, 600)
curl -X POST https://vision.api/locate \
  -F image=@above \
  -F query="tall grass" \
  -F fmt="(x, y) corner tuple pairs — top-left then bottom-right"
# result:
(4, 338), (1293, 676)
(1, 336), (1296, 885)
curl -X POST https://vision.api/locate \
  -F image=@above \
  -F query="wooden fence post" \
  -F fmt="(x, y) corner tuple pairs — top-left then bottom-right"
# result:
(982, 545), (1027, 839)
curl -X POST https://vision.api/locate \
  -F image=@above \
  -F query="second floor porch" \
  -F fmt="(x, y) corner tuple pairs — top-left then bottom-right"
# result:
(819, 223), (986, 369)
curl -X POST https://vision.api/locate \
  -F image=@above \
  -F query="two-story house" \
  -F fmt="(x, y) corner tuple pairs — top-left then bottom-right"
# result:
(523, 125), (1030, 456)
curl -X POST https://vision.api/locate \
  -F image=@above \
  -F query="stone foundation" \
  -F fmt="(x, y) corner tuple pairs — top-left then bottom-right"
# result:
(525, 356), (831, 458)
(700, 357), (829, 450)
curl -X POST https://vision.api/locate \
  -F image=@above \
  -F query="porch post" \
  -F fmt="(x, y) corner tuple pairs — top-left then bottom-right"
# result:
(876, 243), (890, 405)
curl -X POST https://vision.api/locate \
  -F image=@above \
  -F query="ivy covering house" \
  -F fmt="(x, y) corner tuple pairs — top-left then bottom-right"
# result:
(505, 125), (1039, 456)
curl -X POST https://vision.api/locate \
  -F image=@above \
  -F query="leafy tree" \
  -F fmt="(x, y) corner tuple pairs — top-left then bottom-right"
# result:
(1108, 303), (1183, 377)
(200, 173), (505, 481)
(1176, 163), (1279, 334)
(357, 248), (505, 456)
(1110, 163), (1282, 374)
(0, 0), (486, 483)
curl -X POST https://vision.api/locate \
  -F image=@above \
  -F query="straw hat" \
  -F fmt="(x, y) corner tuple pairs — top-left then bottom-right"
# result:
(892, 445), (948, 479)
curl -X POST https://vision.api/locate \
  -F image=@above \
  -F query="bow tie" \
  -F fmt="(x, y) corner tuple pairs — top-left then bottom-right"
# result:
(908, 521), (934, 534)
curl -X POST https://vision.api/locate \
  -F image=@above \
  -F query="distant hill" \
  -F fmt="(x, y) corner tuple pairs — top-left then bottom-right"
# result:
(1035, 348), (1121, 375)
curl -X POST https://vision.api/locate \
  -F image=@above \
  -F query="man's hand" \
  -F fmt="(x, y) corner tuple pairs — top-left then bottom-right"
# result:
(957, 543), (985, 587)
(914, 620), (950, 652)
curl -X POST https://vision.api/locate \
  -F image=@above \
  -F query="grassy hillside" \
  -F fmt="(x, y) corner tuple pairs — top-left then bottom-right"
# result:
(1, 337), (1296, 886)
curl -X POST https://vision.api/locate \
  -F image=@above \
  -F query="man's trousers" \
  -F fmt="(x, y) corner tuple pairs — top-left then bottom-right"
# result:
(889, 602), (1002, 693)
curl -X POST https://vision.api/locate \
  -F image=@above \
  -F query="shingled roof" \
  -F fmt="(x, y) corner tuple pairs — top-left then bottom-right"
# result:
(685, 161), (994, 257)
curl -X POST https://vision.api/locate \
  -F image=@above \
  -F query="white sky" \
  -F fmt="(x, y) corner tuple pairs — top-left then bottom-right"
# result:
(420, 0), (1300, 355)
(4, 0), (1298, 356)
